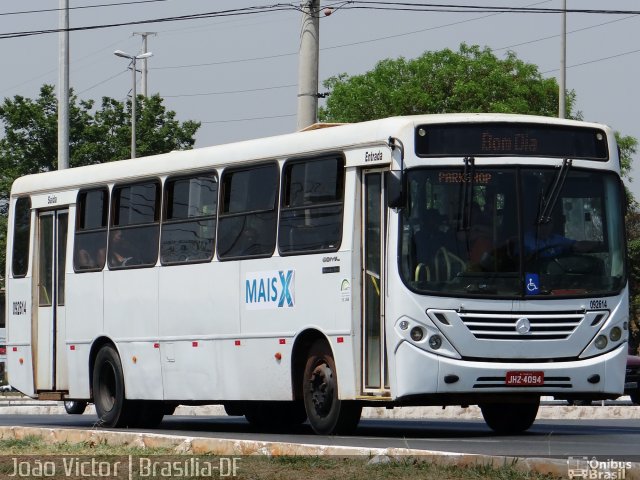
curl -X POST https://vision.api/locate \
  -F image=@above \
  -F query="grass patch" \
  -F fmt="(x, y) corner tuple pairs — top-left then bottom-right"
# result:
(0, 438), (560, 480)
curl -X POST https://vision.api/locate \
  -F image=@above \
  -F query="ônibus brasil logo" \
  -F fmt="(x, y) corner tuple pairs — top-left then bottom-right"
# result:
(245, 270), (294, 310)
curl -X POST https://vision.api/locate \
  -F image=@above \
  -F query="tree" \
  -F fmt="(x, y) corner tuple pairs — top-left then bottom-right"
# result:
(319, 44), (576, 122)
(0, 84), (200, 281)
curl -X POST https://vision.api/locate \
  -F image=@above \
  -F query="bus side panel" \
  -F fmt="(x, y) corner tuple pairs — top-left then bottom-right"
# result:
(6, 278), (35, 397)
(104, 268), (162, 400)
(239, 252), (357, 399)
(158, 262), (240, 400)
(65, 271), (104, 399)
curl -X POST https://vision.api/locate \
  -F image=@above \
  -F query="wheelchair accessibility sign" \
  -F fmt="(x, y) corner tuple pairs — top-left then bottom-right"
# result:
(525, 273), (540, 295)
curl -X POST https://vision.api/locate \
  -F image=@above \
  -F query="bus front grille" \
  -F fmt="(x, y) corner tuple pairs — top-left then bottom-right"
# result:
(459, 312), (587, 341)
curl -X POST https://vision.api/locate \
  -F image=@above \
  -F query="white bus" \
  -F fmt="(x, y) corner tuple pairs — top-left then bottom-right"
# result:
(0, 290), (5, 384)
(5, 114), (628, 434)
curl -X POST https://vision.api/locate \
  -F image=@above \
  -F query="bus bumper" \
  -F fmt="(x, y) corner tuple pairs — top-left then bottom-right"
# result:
(393, 340), (627, 400)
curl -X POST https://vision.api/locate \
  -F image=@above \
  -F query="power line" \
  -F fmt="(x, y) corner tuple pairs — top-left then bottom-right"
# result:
(0, 5), (299, 40)
(1, 2), (639, 41)
(77, 69), (129, 95)
(340, 2), (640, 15)
(163, 84), (297, 98)
(201, 113), (296, 124)
(493, 14), (639, 52)
(0, 0), (172, 17)
(542, 48), (640, 74)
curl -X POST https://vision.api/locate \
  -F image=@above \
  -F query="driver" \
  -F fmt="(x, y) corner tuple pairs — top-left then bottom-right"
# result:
(523, 212), (598, 257)
(523, 218), (574, 257)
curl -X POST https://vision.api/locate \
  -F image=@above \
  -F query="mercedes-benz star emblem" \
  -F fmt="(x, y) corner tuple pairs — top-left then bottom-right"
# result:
(515, 317), (531, 335)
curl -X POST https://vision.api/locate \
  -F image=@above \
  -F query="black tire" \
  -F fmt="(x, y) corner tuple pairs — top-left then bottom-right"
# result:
(244, 401), (307, 430)
(630, 390), (640, 406)
(127, 401), (165, 428)
(64, 400), (87, 415)
(303, 340), (361, 435)
(480, 399), (540, 434)
(92, 345), (130, 428)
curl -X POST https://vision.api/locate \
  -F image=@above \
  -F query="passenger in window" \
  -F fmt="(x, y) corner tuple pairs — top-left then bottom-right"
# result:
(241, 226), (262, 256)
(76, 248), (95, 269)
(108, 230), (137, 267)
(468, 202), (494, 264)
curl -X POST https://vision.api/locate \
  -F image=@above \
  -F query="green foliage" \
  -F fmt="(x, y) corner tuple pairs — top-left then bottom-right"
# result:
(0, 84), (200, 282)
(320, 44), (575, 122)
(616, 132), (638, 183)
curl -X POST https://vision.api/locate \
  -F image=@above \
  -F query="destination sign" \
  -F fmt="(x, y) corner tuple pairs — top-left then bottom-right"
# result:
(415, 122), (608, 160)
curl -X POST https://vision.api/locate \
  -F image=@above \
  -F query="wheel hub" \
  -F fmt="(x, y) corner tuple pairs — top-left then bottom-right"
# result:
(309, 363), (334, 415)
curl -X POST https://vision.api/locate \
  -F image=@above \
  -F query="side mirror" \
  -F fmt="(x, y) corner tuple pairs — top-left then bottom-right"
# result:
(385, 170), (405, 209)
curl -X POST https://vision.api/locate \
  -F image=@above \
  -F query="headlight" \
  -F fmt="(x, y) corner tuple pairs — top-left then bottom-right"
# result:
(594, 335), (608, 350)
(428, 335), (442, 350)
(410, 327), (424, 342)
(609, 327), (622, 342)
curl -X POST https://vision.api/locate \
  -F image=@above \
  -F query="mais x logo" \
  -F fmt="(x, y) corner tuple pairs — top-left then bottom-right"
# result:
(245, 270), (295, 310)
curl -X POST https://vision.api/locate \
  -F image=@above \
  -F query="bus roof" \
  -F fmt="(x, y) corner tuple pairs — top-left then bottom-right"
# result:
(10, 113), (612, 197)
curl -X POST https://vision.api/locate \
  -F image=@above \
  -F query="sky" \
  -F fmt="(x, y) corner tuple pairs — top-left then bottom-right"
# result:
(0, 1), (638, 196)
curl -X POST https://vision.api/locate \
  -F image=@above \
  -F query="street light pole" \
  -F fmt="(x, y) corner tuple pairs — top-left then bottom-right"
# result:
(114, 50), (153, 159)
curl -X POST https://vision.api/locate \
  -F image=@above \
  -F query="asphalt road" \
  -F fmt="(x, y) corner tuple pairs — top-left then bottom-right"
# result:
(1, 413), (639, 461)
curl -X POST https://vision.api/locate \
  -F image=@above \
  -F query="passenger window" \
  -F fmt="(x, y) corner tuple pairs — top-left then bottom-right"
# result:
(217, 163), (278, 259)
(12, 197), (31, 278)
(279, 156), (345, 254)
(74, 188), (108, 272)
(109, 181), (160, 269)
(161, 173), (218, 265)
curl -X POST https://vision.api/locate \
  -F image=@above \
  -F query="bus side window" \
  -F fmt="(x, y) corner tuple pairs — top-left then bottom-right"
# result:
(12, 197), (32, 278)
(109, 181), (160, 269)
(161, 173), (218, 265)
(74, 188), (109, 272)
(279, 156), (345, 254)
(217, 163), (278, 260)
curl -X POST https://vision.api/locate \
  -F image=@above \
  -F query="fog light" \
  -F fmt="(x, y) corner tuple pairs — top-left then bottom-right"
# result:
(428, 335), (442, 350)
(410, 327), (424, 342)
(594, 335), (608, 350)
(399, 320), (409, 330)
(609, 327), (622, 342)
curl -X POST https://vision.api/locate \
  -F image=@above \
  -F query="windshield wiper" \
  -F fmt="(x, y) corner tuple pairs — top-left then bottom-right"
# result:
(537, 158), (572, 224)
(458, 156), (475, 231)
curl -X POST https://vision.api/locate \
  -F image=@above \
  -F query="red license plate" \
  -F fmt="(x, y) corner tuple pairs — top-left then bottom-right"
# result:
(505, 371), (544, 386)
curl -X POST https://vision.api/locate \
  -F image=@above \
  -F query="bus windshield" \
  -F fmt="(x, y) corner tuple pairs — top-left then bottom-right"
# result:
(399, 167), (626, 298)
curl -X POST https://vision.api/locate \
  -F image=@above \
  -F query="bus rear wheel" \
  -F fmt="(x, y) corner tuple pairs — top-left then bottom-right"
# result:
(92, 345), (129, 428)
(302, 340), (361, 435)
(479, 399), (540, 434)
(64, 400), (87, 415)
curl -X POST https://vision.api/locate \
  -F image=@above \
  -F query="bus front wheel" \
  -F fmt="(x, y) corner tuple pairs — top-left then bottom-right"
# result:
(92, 345), (129, 428)
(479, 399), (540, 434)
(302, 340), (361, 435)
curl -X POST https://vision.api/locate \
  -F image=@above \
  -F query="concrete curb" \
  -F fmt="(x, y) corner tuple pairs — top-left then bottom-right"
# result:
(0, 425), (619, 479)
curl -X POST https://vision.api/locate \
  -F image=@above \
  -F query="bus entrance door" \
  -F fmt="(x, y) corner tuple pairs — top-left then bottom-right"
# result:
(362, 171), (389, 393)
(34, 209), (69, 393)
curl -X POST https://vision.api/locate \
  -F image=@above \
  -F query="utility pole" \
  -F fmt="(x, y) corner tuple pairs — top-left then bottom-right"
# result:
(133, 32), (156, 97)
(58, 0), (69, 169)
(296, 0), (320, 130)
(114, 50), (153, 159)
(559, 0), (567, 118)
